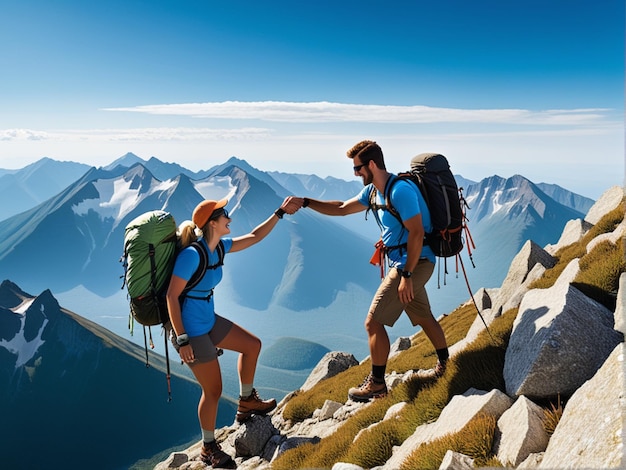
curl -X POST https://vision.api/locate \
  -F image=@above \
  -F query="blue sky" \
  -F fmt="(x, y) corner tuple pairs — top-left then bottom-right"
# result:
(0, 0), (623, 199)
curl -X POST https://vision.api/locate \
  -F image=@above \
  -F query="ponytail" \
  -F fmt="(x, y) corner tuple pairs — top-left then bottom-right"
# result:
(177, 220), (200, 249)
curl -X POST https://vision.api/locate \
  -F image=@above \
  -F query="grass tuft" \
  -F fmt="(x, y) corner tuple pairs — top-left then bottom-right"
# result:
(543, 396), (564, 436)
(399, 413), (498, 469)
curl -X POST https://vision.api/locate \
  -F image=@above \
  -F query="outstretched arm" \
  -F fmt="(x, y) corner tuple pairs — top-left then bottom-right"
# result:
(230, 196), (302, 253)
(301, 196), (366, 216)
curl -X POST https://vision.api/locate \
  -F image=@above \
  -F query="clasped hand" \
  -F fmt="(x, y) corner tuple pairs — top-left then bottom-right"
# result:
(279, 196), (305, 215)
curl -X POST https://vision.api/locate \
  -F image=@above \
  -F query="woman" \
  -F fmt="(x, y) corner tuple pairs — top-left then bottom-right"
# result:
(166, 196), (300, 469)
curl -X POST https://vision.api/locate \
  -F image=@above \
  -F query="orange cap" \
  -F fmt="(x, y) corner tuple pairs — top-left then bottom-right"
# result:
(192, 198), (228, 228)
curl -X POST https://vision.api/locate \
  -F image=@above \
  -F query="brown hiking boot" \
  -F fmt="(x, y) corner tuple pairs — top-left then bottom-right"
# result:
(236, 388), (277, 423)
(200, 440), (236, 469)
(413, 360), (447, 380)
(348, 373), (388, 402)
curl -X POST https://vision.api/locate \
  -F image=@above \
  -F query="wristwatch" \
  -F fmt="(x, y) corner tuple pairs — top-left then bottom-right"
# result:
(400, 270), (413, 279)
(176, 333), (190, 346)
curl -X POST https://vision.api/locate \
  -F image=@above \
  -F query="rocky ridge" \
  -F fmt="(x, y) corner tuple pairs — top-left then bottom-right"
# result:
(155, 185), (625, 470)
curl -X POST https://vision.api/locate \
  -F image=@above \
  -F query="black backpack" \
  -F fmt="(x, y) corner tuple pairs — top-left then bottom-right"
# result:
(411, 153), (464, 257)
(369, 153), (471, 259)
(120, 210), (225, 400)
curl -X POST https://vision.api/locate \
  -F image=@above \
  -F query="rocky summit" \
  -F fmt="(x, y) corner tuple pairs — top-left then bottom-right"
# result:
(155, 186), (625, 470)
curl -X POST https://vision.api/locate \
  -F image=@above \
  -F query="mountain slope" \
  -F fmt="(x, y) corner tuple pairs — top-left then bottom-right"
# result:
(0, 157), (91, 221)
(0, 280), (237, 470)
(536, 181), (595, 214)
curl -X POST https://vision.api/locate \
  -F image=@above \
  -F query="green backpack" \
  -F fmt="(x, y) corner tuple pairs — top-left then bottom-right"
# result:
(123, 210), (178, 327)
(121, 210), (224, 400)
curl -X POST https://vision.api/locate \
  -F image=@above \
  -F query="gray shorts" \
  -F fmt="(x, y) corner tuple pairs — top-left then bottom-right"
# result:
(171, 314), (233, 363)
(368, 259), (435, 327)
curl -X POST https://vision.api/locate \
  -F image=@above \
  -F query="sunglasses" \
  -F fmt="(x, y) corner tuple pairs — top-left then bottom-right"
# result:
(353, 162), (368, 172)
(209, 208), (230, 221)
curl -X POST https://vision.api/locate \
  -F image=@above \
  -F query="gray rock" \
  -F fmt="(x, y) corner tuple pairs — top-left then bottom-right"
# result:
(584, 185), (624, 225)
(438, 450), (475, 470)
(332, 463), (366, 470)
(517, 452), (544, 468)
(275, 435), (321, 459)
(389, 336), (411, 358)
(493, 396), (550, 466)
(544, 218), (592, 255)
(231, 415), (278, 457)
(312, 399), (343, 420)
(300, 351), (359, 392)
(538, 343), (625, 469)
(504, 259), (623, 398)
(491, 240), (556, 317)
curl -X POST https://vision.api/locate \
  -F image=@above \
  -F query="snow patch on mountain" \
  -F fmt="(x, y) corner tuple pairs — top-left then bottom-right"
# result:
(491, 189), (519, 214)
(72, 176), (176, 222)
(193, 176), (237, 205)
(0, 301), (48, 368)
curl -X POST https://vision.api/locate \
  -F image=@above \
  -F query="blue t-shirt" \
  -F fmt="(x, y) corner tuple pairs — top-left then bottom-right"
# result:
(172, 237), (233, 337)
(358, 176), (436, 266)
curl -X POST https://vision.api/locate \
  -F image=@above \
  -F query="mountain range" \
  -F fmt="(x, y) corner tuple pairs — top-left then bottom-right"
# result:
(0, 153), (595, 356)
(0, 153), (593, 302)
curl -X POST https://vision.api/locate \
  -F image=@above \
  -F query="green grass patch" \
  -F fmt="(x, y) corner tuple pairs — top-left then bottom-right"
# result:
(530, 198), (625, 292)
(399, 413), (499, 469)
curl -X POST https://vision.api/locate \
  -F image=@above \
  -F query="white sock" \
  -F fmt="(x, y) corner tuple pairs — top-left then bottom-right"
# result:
(240, 383), (253, 398)
(202, 429), (215, 443)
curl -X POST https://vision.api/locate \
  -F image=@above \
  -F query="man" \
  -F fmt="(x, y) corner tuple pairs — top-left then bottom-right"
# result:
(300, 140), (449, 402)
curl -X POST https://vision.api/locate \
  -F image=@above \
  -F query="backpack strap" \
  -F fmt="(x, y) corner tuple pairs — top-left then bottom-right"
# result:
(382, 175), (404, 228)
(180, 239), (225, 300)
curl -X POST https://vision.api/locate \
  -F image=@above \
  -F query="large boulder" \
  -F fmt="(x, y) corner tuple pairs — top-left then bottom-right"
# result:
(504, 259), (623, 399)
(538, 343), (625, 469)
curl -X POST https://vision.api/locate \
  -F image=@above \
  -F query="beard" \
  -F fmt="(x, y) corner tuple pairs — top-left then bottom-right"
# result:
(361, 167), (374, 186)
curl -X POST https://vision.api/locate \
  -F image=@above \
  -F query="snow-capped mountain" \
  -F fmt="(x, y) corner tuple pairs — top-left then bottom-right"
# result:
(462, 174), (587, 288)
(0, 280), (236, 470)
(0, 154), (593, 320)
(0, 160), (379, 311)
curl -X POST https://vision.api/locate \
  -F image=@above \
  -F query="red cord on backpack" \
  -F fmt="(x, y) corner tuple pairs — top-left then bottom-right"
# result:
(370, 239), (386, 279)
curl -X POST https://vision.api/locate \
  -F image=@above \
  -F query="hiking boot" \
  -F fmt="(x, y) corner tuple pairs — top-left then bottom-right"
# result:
(348, 373), (388, 402)
(413, 360), (447, 380)
(236, 388), (277, 423)
(200, 440), (236, 469)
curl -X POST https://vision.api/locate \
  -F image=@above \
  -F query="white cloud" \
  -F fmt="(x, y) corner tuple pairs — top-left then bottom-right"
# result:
(102, 101), (617, 126)
(0, 127), (274, 142)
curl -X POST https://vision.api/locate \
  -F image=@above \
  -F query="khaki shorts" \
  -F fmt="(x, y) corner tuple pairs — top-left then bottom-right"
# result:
(171, 314), (233, 363)
(369, 259), (435, 327)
